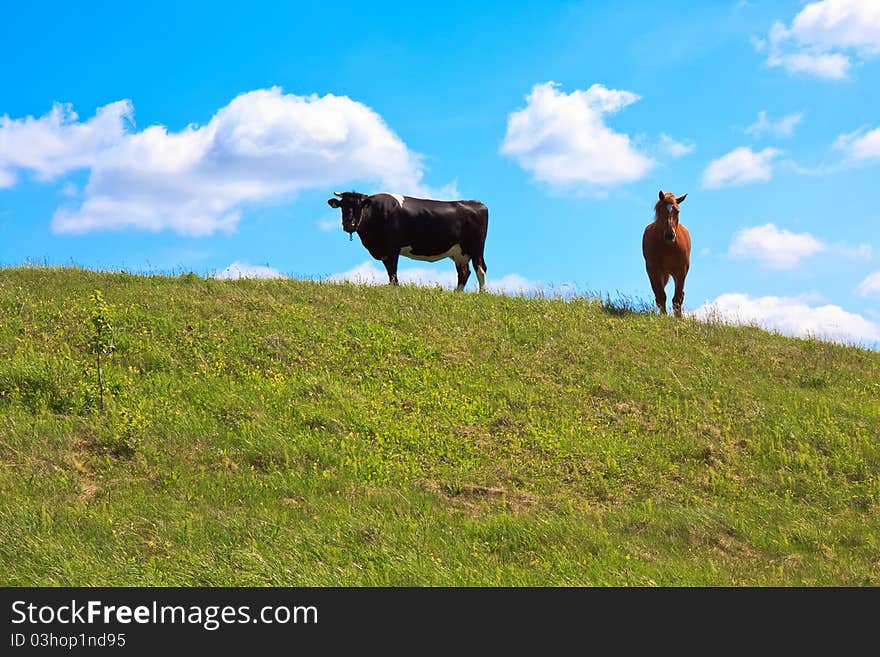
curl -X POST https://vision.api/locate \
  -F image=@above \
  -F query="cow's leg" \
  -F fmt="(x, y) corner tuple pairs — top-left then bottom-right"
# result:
(646, 265), (667, 314)
(382, 253), (399, 286)
(472, 254), (487, 292)
(671, 269), (687, 318)
(463, 240), (488, 292)
(455, 257), (471, 291)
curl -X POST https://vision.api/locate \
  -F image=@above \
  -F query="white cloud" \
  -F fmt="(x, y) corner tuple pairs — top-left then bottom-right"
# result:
(728, 223), (826, 269)
(329, 260), (568, 296)
(856, 271), (880, 297)
(0, 88), (453, 236)
(331, 261), (406, 286)
(758, 1), (880, 80)
(316, 213), (340, 232)
(658, 134), (695, 158)
(694, 293), (880, 345)
(834, 126), (880, 161)
(702, 147), (781, 189)
(489, 273), (577, 296)
(489, 273), (538, 295)
(59, 182), (79, 197)
(839, 243), (873, 260)
(425, 179), (462, 200)
(728, 223), (870, 269)
(500, 82), (654, 192)
(765, 49), (852, 79)
(331, 260), (474, 289)
(212, 261), (287, 280)
(744, 111), (804, 138)
(786, 0), (880, 54)
(0, 100), (132, 181)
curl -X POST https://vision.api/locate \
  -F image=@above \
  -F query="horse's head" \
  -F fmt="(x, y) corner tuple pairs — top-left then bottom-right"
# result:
(327, 191), (372, 236)
(655, 190), (687, 244)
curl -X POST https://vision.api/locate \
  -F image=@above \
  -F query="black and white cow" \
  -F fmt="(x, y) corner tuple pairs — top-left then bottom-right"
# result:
(328, 191), (489, 291)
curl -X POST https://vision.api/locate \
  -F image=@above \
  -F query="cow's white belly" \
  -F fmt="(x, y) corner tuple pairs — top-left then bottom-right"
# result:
(400, 244), (465, 263)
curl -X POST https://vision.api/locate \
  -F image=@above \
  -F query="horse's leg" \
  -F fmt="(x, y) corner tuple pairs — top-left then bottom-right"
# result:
(646, 266), (667, 314)
(672, 270), (686, 318)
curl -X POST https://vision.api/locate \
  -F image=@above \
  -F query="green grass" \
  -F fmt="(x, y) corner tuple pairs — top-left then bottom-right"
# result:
(1, 265), (878, 586)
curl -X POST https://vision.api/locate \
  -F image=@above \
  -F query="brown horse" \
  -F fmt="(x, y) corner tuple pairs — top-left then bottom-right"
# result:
(642, 190), (691, 317)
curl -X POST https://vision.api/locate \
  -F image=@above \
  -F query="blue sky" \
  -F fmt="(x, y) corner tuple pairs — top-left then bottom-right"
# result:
(2, 0), (880, 345)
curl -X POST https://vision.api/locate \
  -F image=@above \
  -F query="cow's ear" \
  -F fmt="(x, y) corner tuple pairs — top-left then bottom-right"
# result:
(327, 198), (341, 208)
(360, 197), (372, 208)
(676, 193), (687, 205)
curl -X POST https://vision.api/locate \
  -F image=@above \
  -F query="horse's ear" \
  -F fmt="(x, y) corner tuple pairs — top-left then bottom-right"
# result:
(676, 194), (687, 204)
(659, 190), (665, 200)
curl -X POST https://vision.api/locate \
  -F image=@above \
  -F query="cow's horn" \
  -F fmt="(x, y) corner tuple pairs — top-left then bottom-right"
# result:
(333, 191), (343, 197)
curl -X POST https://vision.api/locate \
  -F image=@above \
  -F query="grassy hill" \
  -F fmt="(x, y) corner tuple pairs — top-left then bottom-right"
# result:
(1, 266), (878, 586)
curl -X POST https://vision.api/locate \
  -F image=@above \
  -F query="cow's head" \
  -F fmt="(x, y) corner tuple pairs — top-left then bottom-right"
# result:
(655, 190), (687, 244)
(327, 191), (371, 236)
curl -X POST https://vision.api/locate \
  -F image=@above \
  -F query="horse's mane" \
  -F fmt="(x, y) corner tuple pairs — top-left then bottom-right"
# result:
(653, 197), (667, 221)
